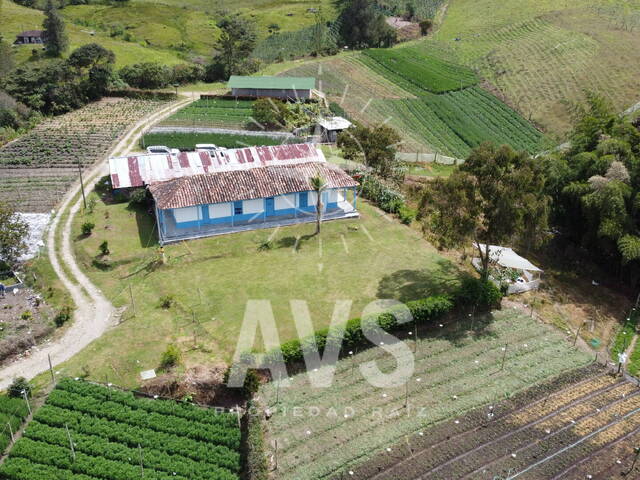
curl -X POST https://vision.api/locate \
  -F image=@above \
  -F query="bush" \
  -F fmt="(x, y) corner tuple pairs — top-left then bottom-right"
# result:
(8, 377), (31, 398)
(171, 63), (205, 85)
(359, 174), (406, 214)
(98, 241), (110, 256)
(128, 187), (148, 206)
(264, 294), (453, 365)
(81, 221), (95, 236)
(456, 276), (503, 311)
(244, 400), (268, 480)
(160, 344), (181, 369)
(159, 294), (174, 309)
(419, 19), (433, 35)
(251, 98), (288, 129)
(398, 205), (416, 225)
(54, 305), (72, 327)
(224, 367), (261, 399)
(119, 62), (172, 90)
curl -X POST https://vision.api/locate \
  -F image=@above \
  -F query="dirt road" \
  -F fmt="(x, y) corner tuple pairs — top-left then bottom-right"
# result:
(0, 96), (194, 390)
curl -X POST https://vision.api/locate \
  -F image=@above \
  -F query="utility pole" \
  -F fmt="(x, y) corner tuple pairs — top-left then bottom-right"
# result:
(77, 158), (87, 210)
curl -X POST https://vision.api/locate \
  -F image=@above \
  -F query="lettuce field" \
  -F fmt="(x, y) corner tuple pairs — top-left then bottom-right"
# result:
(0, 379), (241, 480)
(361, 46), (479, 94)
(160, 98), (254, 129)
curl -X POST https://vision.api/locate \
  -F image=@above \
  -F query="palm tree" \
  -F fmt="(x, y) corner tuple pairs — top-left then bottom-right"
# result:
(309, 174), (326, 235)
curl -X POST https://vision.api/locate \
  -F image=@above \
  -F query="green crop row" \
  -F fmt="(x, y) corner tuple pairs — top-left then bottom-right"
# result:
(0, 381), (242, 480)
(56, 379), (235, 428)
(44, 389), (239, 447)
(141, 132), (303, 150)
(23, 421), (239, 479)
(362, 47), (479, 94)
(34, 405), (239, 468)
(0, 395), (30, 454)
(163, 99), (254, 128)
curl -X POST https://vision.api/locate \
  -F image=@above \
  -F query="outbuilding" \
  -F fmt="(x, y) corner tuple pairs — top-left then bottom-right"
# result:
(14, 30), (46, 45)
(316, 117), (352, 142)
(228, 76), (316, 100)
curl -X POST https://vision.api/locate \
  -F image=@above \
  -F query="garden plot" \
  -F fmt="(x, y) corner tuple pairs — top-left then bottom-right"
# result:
(0, 394), (30, 454)
(0, 98), (167, 212)
(159, 98), (254, 129)
(258, 310), (591, 480)
(0, 378), (242, 480)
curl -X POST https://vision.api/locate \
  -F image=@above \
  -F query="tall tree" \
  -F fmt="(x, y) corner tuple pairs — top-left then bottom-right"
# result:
(337, 123), (403, 181)
(420, 143), (550, 280)
(68, 43), (115, 99)
(43, 0), (68, 57)
(209, 15), (257, 80)
(309, 175), (327, 235)
(335, 0), (396, 48)
(0, 202), (28, 268)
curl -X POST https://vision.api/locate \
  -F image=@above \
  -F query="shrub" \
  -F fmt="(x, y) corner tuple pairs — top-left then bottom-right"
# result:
(160, 344), (181, 369)
(456, 276), (503, 311)
(119, 62), (172, 90)
(20, 310), (32, 321)
(98, 241), (110, 256)
(251, 98), (288, 129)
(398, 205), (416, 224)
(257, 239), (272, 251)
(81, 221), (95, 236)
(128, 187), (148, 206)
(8, 377), (31, 398)
(224, 367), (261, 399)
(245, 400), (268, 480)
(419, 19), (433, 35)
(159, 294), (174, 309)
(264, 294), (453, 365)
(54, 305), (72, 327)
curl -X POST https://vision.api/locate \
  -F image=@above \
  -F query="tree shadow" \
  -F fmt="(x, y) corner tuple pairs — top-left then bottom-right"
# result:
(376, 258), (461, 303)
(132, 204), (159, 249)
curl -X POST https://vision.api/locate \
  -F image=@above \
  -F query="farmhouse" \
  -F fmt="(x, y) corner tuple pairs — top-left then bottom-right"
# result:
(109, 144), (359, 244)
(228, 75), (316, 100)
(13, 30), (46, 45)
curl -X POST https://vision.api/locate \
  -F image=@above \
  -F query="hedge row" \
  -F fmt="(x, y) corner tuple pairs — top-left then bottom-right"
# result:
(106, 90), (178, 101)
(243, 400), (268, 480)
(258, 295), (454, 365)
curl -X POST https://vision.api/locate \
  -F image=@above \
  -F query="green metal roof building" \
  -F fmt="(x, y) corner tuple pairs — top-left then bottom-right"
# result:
(228, 76), (316, 100)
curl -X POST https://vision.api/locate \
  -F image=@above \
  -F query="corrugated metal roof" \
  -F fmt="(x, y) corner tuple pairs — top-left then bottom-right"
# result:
(149, 162), (359, 209)
(228, 75), (316, 90)
(109, 144), (325, 189)
(17, 30), (44, 37)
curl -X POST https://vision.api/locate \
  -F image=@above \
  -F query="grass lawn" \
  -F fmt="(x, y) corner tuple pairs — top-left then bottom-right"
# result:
(407, 162), (456, 177)
(64, 187), (458, 388)
(259, 309), (592, 479)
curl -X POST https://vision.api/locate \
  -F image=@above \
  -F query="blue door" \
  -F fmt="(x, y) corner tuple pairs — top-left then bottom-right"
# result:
(265, 197), (275, 216)
(299, 192), (308, 209)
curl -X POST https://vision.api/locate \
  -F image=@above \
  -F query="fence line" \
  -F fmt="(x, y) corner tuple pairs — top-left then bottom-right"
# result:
(396, 152), (465, 165)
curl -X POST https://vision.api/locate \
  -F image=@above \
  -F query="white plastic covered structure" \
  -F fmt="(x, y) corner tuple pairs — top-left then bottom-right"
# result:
(472, 243), (543, 294)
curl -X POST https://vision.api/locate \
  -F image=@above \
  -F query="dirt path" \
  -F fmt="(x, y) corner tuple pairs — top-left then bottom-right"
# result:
(0, 96), (194, 390)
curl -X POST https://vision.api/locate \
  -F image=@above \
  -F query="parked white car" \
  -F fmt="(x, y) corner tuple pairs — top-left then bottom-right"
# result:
(195, 144), (227, 153)
(146, 145), (179, 155)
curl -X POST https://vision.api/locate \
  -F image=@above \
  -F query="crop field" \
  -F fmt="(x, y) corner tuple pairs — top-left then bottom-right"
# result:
(0, 395), (30, 454)
(252, 23), (339, 63)
(347, 365), (640, 479)
(0, 378), (241, 480)
(159, 99), (254, 129)
(141, 131), (304, 149)
(0, 98), (166, 212)
(433, 0), (640, 134)
(258, 310), (592, 480)
(361, 47), (479, 94)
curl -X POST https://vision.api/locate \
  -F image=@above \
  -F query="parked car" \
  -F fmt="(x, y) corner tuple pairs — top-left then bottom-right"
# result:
(195, 144), (224, 153)
(146, 145), (179, 155)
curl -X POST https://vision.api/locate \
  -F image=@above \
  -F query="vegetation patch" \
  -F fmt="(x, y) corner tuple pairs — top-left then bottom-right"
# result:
(160, 98), (254, 129)
(0, 378), (242, 479)
(0, 393), (30, 454)
(141, 131), (303, 150)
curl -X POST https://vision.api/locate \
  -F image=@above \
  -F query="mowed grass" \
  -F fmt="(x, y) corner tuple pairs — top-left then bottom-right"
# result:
(2, 0), (183, 67)
(433, 0), (640, 135)
(259, 310), (592, 480)
(63, 191), (457, 388)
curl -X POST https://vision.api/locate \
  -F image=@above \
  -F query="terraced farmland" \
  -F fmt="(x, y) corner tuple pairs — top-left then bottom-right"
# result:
(259, 310), (592, 480)
(159, 98), (254, 129)
(361, 46), (479, 94)
(0, 98), (166, 212)
(347, 366), (640, 480)
(0, 378), (241, 480)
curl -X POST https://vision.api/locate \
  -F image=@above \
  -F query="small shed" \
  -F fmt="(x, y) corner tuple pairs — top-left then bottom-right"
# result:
(14, 30), (46, 45)
(316, 117), (352, 142)
(473, 243), (543, 295)
(228, 76), (316, 100)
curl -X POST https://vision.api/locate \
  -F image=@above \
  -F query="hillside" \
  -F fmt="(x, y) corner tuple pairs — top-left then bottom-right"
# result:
(433, 0), (640, 135)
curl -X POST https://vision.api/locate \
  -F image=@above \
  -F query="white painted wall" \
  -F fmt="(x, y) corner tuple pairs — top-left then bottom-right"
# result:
(173, 206), (201, 223)
(209, 202), (232, 219)
(275, 194), (296, 210)
(243, 198), (264, 214)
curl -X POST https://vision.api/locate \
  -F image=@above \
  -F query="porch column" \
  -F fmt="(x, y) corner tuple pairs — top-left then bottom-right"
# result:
(353, 187), (357, 209)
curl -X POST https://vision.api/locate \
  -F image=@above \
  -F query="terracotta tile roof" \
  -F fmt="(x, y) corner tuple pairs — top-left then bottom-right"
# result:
(149, 161), (358, 209)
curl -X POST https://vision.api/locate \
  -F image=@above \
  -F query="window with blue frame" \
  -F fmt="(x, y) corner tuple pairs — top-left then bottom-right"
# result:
(234, 201), (243, 215)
